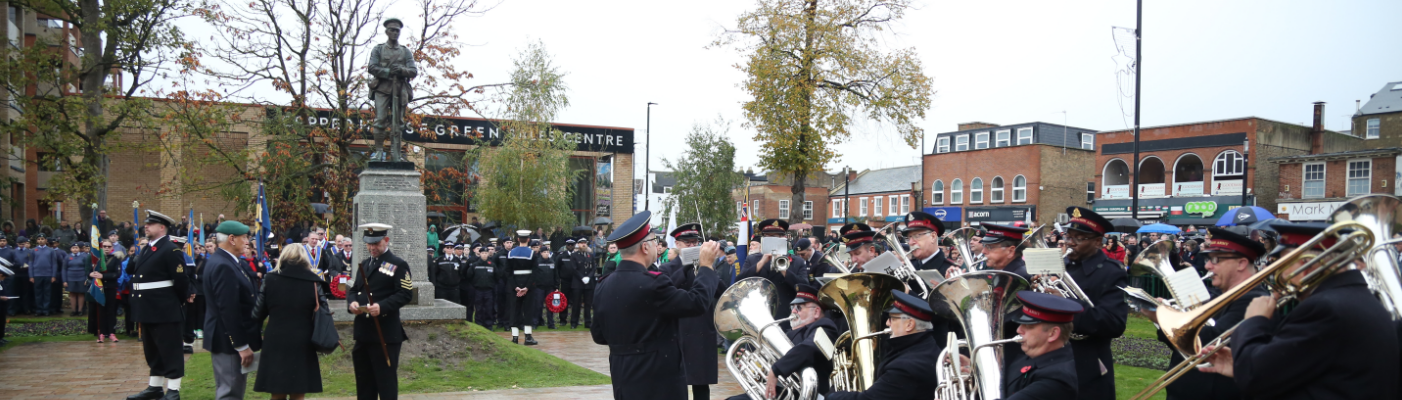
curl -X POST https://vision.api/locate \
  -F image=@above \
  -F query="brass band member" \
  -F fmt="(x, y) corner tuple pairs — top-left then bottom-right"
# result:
(901, 212), (954, 274)
(1054, 207), (1128, 400)
(739, 219), (808, 320)
(840, 223), (880, 270)
(723, 283), (839, 400)
(659, 223), (720, 399)
(1004, 291), (1083, 400)
(826, 290), (940, 400)
(1200, 222), (1399, 398)
(979, 223), (1032, 280)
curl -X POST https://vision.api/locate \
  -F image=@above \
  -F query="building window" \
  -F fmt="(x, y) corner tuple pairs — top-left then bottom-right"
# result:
(1081, 133), (1094, 150)
(803, 201), (813, 220)
(955, 135), (969, 151)
(662, 186), (672, 194)
(753, 200), (760, 219)
(1013, 175), (1027, 202)
(952, 179), (964, 204)
(1348, 160), (1372, 196)
(991, 176), (1004, 203)
(1367, 118), (1380, 139)
(859, 197), (868, 216)
(779, 200), (790, 219)
(937, 137), (950, 153)
(873, 196), (883, 217)
(970, 178), (984, 204)
(995, 130), (1011, 147)
(975, 132), (990, 149)
(1303, 163), (1325, 199)
(932, 180), (944, 205)
(1017, 127), (1033, 145)
(889, 196), (899, 216)
(901, 195), (911, 214)
(1214, 151), (1245, 178)
(832, 199), (843, 218)
(737, 201), (743, 215)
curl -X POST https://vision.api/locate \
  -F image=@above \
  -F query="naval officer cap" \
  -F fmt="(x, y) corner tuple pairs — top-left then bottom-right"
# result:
(145, 210), (176, 228)
(565, 238), (577, 245)
(215, 220), (251, 236)
(607, 210), (654, 249)
(361, 223), (393, 244)
(1065, 206), (1113, 236)
(901, 211), (946, 237)
(1201, 227), (1267, 263)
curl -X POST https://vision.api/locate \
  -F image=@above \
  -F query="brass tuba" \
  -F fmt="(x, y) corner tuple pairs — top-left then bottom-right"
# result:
(927, 270), (1029, 400)
(819, 272), (905, 391)
(873, 223), (932, 297)
(1329, 194), (1402, 319)
(715, 277), (819, 400)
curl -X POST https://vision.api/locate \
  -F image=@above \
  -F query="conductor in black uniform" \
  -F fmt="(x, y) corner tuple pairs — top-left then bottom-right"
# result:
(826, 290), (940, 400)
(1052, 207), (1129, 400)
(346, 223), (414, 400)
(738, 219), (807, 320)
(1003, 291), (1082, 400)
(592, 211), (720, 400)
(1200, 222), (1399, 399)
(659, 223), (720, 400)
(126, 210), (192, 400)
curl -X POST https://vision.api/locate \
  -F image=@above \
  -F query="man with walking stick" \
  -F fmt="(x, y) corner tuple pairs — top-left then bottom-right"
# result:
(347, 223), (413, 400)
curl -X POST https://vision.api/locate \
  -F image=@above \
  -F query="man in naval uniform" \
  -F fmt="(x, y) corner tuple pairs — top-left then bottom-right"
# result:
(347, 223), (414, 400)
(126, 211), (192, 400)
(505, 230), (538, 345)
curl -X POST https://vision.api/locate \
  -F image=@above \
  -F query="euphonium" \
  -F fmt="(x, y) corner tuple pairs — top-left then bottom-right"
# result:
(943, 227), (985, 273)
(927, 270), (1029, 400)
(819, 273), (904, 391)
(1329, 194), (1402, 319)
(1127, 220), (1374, 400)
(716, 278), (819, 400)
(820, 242), (853, 274)
(873, 223), (931, 297)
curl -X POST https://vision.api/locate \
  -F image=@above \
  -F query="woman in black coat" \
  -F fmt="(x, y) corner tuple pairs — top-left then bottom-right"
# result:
(252, 244), (323, 398)
(87, 242), (122, 342)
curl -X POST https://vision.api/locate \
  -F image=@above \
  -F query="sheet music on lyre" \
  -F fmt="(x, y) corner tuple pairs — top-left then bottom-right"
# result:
(1023, 249), (1065, 276)
(1165, 267), (1212, 309)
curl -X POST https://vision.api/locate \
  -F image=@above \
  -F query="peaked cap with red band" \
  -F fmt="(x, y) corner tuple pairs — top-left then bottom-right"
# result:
(980, 223), (1026, 244)
(839, 223), (875, 252)
(901, 211), (945, 237)
(1065, 206), (1113, 236)
(607, 210), (654, 249)
(1269, 222), (1344, 257)
(1200, 227), (1267, 262)
(1011, 290), (1084, 324)
(669, 223), (703, 240)
(791, 283), (821, 305)
(887, 289), (935, 321)
(757, 219), (789, 234)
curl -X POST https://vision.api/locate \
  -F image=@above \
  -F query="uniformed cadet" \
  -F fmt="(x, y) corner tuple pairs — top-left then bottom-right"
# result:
(534, 242), (559, 329)
(592, 210), (721, 400)
(493, 238), (514, 330)
(738, 219), (808, 320)
(505, 231), (538, 345)
(346, 223), (414, 400)
(430, 242), (462, 304)
(1003, 291), (1082, 400)
(659, 223), (719, 399)
(464, 244), (497, 328)
(454, 244), (473, 313)
(826, 290), (940, 400)
(1053, 207), (1129, 400)
(554, 238), (578, 326)
(126, 211), (193, 400)
(1199, 222), (1399, 399)
(569, 238), (597, 328)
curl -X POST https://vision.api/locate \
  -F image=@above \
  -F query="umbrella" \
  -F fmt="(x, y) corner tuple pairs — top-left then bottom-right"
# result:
(1110, 218), (1142, 233)
(572, 225), (594, 234)
(440, 224), (480, 244)
(1247, 218), (1287, 232)
(1137, 223), (1181, 234)
(789, 223), (814, 230)
(1215, 206), (1275, 227)
(593, 217), (612, 225)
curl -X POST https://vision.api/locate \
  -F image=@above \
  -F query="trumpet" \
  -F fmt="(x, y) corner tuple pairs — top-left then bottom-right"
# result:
(1127, 220), (1374, 400)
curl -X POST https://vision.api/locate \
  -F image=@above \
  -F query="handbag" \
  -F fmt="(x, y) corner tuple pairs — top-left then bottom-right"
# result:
(310, 283), (341, 354)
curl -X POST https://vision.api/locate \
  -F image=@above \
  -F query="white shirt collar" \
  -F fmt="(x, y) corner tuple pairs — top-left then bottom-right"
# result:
(921, 248), (941, 264)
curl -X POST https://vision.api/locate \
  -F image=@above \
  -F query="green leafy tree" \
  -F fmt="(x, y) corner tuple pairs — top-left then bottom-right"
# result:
(662, 118), (744, 239)
(472, 41), (579, 232)
(715, 0), (933, 224)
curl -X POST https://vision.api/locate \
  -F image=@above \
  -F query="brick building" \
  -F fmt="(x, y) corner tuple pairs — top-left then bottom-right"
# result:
(1272, 147), (1400, 221)
(1090, 103), (1363, 226)
(1353, 81), (1402, 146)
(829, 165), (921, 231)
(921, 121), (1098, 228)
(732, 170), (836, 232)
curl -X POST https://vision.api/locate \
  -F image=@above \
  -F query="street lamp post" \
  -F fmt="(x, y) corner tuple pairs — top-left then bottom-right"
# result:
(844, 166), (851, 223)
(1241, 138), (1250, 207)
(645, 102), (657, 211)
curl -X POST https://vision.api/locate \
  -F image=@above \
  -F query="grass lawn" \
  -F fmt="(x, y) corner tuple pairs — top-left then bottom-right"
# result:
(1124, 314), (1160, 340)
(0, 334), (93, 352)
(1115, 364), (1169, 400)
(182, 321), (608, 399)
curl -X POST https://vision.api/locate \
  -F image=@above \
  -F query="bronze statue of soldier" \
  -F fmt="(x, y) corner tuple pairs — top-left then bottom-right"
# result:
(368, 17), (417, 162)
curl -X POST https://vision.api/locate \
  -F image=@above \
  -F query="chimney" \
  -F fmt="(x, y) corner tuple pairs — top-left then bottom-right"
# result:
(1310, 102), (1325, 155)
(957, 122), (1000, 131)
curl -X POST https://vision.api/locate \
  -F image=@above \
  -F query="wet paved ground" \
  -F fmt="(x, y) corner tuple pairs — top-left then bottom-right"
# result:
(0, 330), (743, 400)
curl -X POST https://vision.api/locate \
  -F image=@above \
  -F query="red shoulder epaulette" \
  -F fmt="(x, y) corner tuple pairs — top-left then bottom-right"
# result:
(648, 271), (661, 277)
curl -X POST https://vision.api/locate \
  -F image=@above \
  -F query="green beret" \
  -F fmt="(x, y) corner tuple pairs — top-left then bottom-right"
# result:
(216, 220), (251, 236)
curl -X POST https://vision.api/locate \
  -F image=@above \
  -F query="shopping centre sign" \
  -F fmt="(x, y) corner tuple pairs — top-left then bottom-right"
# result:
(296, 109), (635, 154)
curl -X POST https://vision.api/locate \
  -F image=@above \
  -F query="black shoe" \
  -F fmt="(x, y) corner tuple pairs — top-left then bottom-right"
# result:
(182, 345), (193, 354)
(126, 386), (164, 400)
(570, 324), (578, 329)
(160, 389), (180, 400)
(547, 324), (557, 329)
(524, 335), (538, 346)
(511, 336), (519, 344)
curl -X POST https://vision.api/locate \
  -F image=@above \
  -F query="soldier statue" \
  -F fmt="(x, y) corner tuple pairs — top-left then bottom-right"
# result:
(368, 17), (417, 162)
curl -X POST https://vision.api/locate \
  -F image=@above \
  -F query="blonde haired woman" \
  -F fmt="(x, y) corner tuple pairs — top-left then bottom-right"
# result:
(252, 243), (324, 399)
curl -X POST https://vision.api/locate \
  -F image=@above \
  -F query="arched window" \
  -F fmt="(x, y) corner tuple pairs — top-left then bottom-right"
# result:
(971, 178), (984, 204)
(932, 180), (945, 205)
(1214, 151), (1245, 178)
(991, 176), (1005, 203)
(952, 179), (964, 204)
(1139, 157), (1166, 184)
(1013, 175), (1027, 202)
(1103, 159), (1130, 186)
(1172, 153), (1204, 196)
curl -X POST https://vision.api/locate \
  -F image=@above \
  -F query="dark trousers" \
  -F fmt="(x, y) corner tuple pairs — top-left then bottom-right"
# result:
(183, 295), (204, 343)
(8, 277), (32, 314)
(458, 286), (473, 310)
(352, 342), (401, 400)
(49, 278), (63, 313)
(33, 278), (53, 314)
(529, 287), (546, 327)
(506, 289), (530, 330)
(121, 297), (136, 334)
(471, 287), (495, 328)
(0, 299), (7, 339)
(493, 279), (508, 328)
(556, 287), (573, 324)
(90, 297), (119, 336)
(140, 322), (185, 379)
(434, 286), (460, 304)
(535, 287), (556, 328)
(569, 286), (593, 327)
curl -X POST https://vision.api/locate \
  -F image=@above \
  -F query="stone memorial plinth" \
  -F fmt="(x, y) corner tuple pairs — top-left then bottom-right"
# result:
(337, 162), (465, 321)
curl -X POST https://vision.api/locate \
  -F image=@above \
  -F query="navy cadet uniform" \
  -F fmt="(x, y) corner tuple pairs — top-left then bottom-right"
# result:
(1221, 222), (1398, 399)
(738, 219), (808, 320)
(1059, 207), (1129, 400)
(429, 242), (462, 304)
(533, 242), (559, 329)
(569, 240), (597, 328)
(464, 244), (497, 328)
(592, 211), (719, 400)
(126, 211), (193, 400)
(1156, 228), (1267, 400)
(453, 244), (474, 313)
(659, 223), (720, 400)
(347, 223), (414, 400)
(826, 290), (940, 400)
(504, 231), (538, 345)
(492, 238), (514, 330)
(1003, 291), (1082, 400)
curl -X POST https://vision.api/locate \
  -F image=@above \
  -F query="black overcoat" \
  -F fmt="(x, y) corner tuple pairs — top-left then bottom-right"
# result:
(659, 257), (720, 385)
(591, 260), (717, 400)
(1062, 249), (1128, 400)
(771, 317), (838, 394)
(252, 264), (324, 394)
(826, 330), (940, 400)
(738, 254), (807, 319)
(1003, 345), (1078, 400)
(1157, 285), (1267, 400)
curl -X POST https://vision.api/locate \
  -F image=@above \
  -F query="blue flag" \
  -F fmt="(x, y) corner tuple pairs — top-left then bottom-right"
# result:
(254, 181), (271, 264)
(87, 204), (107, 305)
